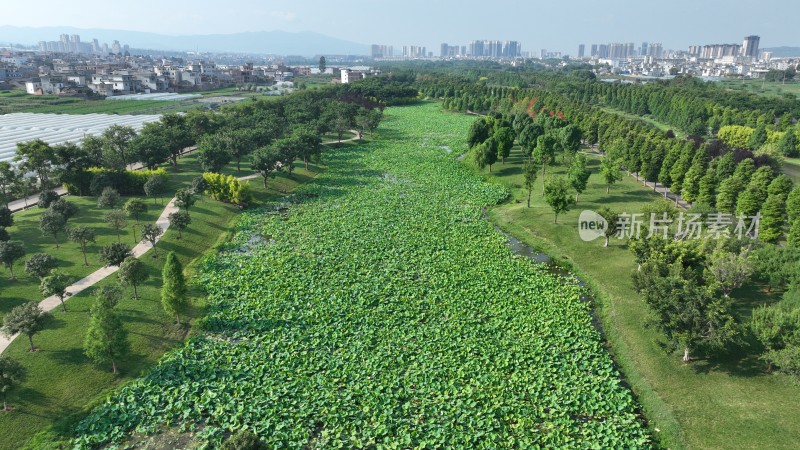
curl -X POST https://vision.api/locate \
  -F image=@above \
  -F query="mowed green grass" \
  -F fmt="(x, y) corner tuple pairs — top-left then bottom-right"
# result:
(600, 106), (688, 138)
(720, 80), (800, 99)
(0, 148), (327, 449)
(481, 147), (800, 449)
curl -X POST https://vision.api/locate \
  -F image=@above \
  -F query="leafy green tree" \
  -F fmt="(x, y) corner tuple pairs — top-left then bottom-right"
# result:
(696, 170), (718, 207)
(597, 207), (619, 247)
(14, 139), (55, 188)
(518, 123), (543, 159)
(2, 302), (50, 352)
(318, 56), (326, 72)
(251, 146), (282, 188)
(750, 305), (800, 371)
(130, 123), (171, 170)
(40, 271), (72, 312)
(24, 253), (57, 279)
(748, 123), (768, 149)
(0, 356), (25, 411)
(38, 190), (59, 209)
(768, 174), (794, 201)
(568, 154), (591, 203)
(118, 257), (149, 300)
(0, 162), (19, 208)
(174, 188), (196, 213)
(752, 245), (800, 291)
(493, 127), (515, 164)
(161, 252), (188, 326)
(789, 219), (800, 248)
(104, 209), (127, 243)
(736, 167), (774, 217)
(715, 152), (737, 180)
(716, 177), (746, 214)
(97, 187), (120, 209)
(67, 226), (96, 266)
(0, 241), (26, 279)
(467, 118), (491, 148)
(681, 150), (709, 204)
(600, 156), (623, 193)
(777, 126), (799, 157)
(292, 127), (323, 170)
(84, 293), (129, 374)
(534, 132), (558, 194)
(168, 211), (192, 239)
(140, 223), (163, 258)
(198, 134), (233, 173)
(559, 124), (582, 161)
(633, 260), (738, 362)
(100, 125), (137, 170)
(143, 175), (165, 205)
(472, 141), (498, 172)
(100, 242), (131, 267)
(48, 198), (79, 223)
(123, 199), (147, 242)
(705, 249), (753, 297)
(523, 159), (538, 208)
(0, 207), (11, 228)
(543, 177), (574, 224)
(760, 193), (788, 243)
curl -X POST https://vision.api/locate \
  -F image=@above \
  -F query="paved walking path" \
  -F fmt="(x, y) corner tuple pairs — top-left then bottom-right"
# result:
(0, 132), (360, 354)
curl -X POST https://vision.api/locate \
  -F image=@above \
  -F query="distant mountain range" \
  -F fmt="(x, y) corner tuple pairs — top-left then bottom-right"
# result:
(0, 26), (370, 56)
(762, 47), (800, 58)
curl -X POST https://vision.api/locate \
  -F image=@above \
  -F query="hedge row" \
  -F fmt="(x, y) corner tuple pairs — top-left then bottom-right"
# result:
(64, 168), (169, 196)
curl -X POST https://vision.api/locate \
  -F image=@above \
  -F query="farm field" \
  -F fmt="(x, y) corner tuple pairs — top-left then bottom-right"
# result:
(72, 102), (651, 448)
(719, 80), (800, 99)
(479, 144), (800, 449)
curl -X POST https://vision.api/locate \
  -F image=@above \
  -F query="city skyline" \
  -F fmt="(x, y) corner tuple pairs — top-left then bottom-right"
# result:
(0, 0), (798, 55)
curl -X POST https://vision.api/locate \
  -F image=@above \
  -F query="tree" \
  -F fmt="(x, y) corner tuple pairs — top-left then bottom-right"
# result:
(84, 293), (129, 374)
(100, 125), (136, 170)
(597, 207), (620, 247)
(787, 187), (800, 223)
(559, 124), (582, 161)
(493, 127), (515, 164)
(2, 302), (50, 352)
(40, 271), (72, 312)
(12, 175), (38, 209)
(130, 122), (171, 170)
(748, 123), (768, 149)
(519, 123), (544, 159)
(0, 162), (19, 208)
(100, 242), (131, 267)
(123, 198), (148, 242)
(568, 154), (591, 203)
(534, 132), (558, 194)
(318, 55), (326, 72)
(543, 177), (575, 224)
(705, 248), (753, 297)
(143, 175), (165, 205)
(39, 209), (67, 248)
(0, 227), (7, 242)
(790, 219), (800, 249)
(523, 159), (539, 208)
(168, 211), (192, 239)
(118, 257), (149, 300)
(750, 305), (799, 371)
(600, 156), (623, 193)
(777, 126), (799, 157)
(198, 134), (232, 173)
(467, 118), (492, 148)
(633, 260), (738, 362)
(37, 190), (60, 209)
(67, 226), (96, 266)
(25, 253), (57, 279)
(736, 167), (774, 217)
(472, 141), (498, 172)
(0, 356), (25, 411)
(0, 207), (12, 228)
(97, 187), (121, 209)
(48, 198), (79, 222)
(14, 139), (55, 188)
(0, 241), (26, 279)
(104, 209), (127, 243)
(140, 224), (163, 257)
(760, 193), (788, 243)
(174, 188), (196, 213)
(162, 252), (188, 326)
(191, 176), (208, 196)
(251, 146), (283, 188)
(292, 127), (322, 170)
(716, 177), (746, 214)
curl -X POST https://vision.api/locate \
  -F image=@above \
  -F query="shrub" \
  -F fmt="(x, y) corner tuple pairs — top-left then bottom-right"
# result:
(201, 172), (252, 205)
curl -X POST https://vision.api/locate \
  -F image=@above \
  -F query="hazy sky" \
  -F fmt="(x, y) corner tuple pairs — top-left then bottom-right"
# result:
(2, 0), (798, 53)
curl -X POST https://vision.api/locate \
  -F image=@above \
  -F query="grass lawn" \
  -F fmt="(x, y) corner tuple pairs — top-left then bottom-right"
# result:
(0, 150), (327, 449)
(720, 80), (800, 100)
(478, 147), (800, 450)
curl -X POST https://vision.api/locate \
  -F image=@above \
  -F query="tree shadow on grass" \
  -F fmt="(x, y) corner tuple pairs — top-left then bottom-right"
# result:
(45, 347), (88, 366)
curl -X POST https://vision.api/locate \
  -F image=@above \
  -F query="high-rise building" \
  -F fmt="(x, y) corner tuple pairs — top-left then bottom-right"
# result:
(742, 35), (760, 59)
(440, 43), (449, 58)
(578, 44), (585, 58)
(641, 42), (648, 56)
(590, 44), (598, 57)
(598, 44), (609, 58)
(70, 34), (81, 53)
(111, 40), (121, 54)
(38, 41), (47, 52)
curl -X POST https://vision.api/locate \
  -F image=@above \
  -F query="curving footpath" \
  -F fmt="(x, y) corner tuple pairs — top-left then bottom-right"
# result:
(0, 198), (178, 354)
